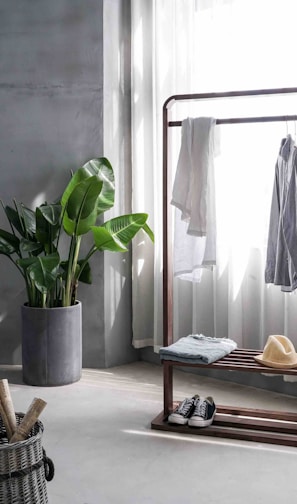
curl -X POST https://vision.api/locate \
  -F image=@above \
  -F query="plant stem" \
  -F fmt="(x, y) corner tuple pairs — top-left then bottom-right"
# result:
(56, 205), (66, 251)
(76, 245), (97, 281)
(64, 235), (81, 306)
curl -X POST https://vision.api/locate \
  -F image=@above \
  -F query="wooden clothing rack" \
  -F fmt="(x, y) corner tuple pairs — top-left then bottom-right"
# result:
(151, 87), (297, 447)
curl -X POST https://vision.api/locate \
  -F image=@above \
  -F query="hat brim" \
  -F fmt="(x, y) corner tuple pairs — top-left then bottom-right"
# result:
(254, 354), (297, 369)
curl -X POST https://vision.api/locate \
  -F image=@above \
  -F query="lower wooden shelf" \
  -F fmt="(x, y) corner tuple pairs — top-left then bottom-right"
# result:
(154, 350), (297, 447)
(151, 404), (297, 446)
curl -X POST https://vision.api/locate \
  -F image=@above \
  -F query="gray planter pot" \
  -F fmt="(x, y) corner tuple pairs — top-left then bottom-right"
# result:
(21, 301), (82, 386)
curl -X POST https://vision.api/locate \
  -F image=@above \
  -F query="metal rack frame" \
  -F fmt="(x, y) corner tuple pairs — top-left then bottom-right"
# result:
(151, 87), (297, 446)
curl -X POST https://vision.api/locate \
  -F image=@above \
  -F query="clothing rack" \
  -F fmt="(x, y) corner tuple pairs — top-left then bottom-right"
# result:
(151, 87), (297, 447)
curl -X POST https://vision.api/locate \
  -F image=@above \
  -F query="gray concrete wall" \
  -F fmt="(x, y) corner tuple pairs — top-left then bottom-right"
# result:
(0, 0), (136, 368)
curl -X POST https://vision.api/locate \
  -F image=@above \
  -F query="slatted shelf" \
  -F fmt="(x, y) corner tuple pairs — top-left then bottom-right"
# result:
(151, 408), (297, 447)
(162, 348), (297, 373)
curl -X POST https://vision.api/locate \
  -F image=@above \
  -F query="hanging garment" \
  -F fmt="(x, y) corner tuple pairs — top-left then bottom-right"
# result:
(265, 135), (297, 291)
(171, 117), (220, 282)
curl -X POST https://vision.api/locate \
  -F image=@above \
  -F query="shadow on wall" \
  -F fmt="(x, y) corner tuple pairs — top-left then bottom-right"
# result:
(105, 254), (140, 369)
(0, 262), (25, 366)
(104, 251), (139, 369)
(0, 161), (72, 210)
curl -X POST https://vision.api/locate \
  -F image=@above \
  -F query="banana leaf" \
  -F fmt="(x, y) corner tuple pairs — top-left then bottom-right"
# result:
(81, 157), (115, 215)
(0, 229), (20, 255)
(36, 204), (62, 248)
(18, 253), (60, 293)
(61, 158), (114, 216)
(91, 213), (152, 252)
(20, 238), (43, 255)
(62, 177), (103, 236)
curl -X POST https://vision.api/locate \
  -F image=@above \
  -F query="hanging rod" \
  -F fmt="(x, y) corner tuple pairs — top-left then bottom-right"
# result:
(169, 114), (297, 127)
(164, 87), (297, 109)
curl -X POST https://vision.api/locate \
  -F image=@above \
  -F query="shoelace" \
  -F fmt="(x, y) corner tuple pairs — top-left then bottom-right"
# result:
(192, 399), (207, 418)
(176, 398), (194, 416)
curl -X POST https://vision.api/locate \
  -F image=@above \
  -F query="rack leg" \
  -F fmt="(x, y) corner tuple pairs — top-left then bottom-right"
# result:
(163, 362), (173, 416)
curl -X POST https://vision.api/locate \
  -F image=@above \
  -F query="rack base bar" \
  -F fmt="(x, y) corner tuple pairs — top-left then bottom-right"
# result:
(151, 404), (297, 447)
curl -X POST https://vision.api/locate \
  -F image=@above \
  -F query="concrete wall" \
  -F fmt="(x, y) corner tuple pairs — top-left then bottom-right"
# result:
(0, 0), (137, 368)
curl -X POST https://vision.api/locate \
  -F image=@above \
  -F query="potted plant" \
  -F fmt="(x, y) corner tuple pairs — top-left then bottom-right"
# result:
(0, 157), (154, 386)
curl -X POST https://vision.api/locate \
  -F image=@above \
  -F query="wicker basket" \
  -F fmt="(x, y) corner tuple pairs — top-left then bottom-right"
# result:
(0, 413), (53, 504)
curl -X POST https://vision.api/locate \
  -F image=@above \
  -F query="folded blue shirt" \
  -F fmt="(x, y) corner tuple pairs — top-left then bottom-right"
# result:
(159, 334), (237, 364)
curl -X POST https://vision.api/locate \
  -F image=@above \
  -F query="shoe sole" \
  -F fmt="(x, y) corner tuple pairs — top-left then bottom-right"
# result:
(168, 414), (188, 425)
(188, 411), (216, 427)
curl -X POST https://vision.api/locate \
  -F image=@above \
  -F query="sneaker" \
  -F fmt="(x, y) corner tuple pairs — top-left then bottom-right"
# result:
(188, 396), (216, 427)
(168, 395), (199, 425)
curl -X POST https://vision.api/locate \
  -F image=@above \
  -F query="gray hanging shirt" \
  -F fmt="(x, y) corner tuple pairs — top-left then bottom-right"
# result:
(265, 135), (297, 291)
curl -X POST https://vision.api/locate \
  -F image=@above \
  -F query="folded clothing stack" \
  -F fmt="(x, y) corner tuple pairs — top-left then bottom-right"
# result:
(159, 334), (237, 364)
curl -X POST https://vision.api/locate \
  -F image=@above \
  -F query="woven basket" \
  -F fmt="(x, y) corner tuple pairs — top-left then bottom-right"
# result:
(0, 413), (51, 504)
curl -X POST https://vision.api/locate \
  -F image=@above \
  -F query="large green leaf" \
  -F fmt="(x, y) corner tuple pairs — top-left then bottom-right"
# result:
(61, 158), (115, 216)
(91, 227), (128, 252)
(62, 177), (103, 236)
(4, 204), (36, 239)
(142, 223), (155, 243)
(18, 253), (60, 293)
(38, 204), (62, 225)
(21, 205), (36, 236)
(20, 238), (43, 255)
(0, 229), (20, 255)
(91, 213), (151, 252)
(103, 214), (150, 246)
(82, 158), (115, 215)
(4, 206), (25, 237)
(36, 205), (61, 247)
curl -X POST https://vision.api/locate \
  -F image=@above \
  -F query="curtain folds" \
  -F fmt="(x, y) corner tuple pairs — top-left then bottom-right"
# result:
(131, 0), (297, 352)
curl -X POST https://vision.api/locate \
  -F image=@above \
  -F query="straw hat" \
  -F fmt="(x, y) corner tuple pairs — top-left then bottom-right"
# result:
(254, 335), (297, 369)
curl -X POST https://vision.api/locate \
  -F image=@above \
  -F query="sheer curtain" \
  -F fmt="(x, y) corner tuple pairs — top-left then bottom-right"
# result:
(131, 0), (297, 352)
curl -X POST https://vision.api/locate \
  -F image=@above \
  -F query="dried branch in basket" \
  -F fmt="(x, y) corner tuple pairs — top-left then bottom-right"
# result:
(9, 397), (47, 444)
(0, 379), (16, 439)
(0, 401), (13, 440)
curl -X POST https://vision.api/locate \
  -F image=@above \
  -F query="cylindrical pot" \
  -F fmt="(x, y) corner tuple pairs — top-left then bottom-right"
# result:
(21, 301), (82, 386)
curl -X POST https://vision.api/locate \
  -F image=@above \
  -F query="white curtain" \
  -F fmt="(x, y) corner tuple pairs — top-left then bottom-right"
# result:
(131, 0), (297, 352)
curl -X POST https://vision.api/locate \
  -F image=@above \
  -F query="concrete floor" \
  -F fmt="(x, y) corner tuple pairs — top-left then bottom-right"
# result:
(2, 361), (297, 504)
